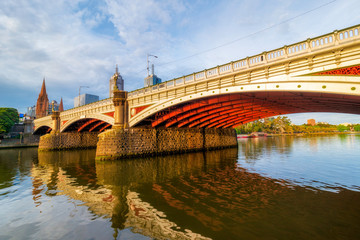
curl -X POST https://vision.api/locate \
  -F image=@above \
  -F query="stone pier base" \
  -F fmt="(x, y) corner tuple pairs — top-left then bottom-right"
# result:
(39, 132), (98, 151)
(95, 127), (237, 160)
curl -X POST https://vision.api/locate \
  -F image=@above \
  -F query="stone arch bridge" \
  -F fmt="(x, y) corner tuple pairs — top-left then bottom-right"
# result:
(34, 24), (360, 135)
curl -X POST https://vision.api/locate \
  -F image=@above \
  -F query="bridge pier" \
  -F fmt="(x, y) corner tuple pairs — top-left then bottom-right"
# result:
(39, 110), (99, 151)
(113, 90), (128, 129)
(95, 89), (238, 160)
(51, 111), (60, 133)
(95, 127), (238, 160)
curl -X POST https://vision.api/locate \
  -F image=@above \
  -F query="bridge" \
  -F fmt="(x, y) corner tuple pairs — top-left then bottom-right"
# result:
(34, 24), (360, 135)
(34, 25), (360, 159)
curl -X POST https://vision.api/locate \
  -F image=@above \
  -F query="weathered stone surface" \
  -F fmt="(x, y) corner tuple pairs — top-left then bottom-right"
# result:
(39, 128), (237, 158)
(39, 132), (98, 151)
(96, 127), (237, 160)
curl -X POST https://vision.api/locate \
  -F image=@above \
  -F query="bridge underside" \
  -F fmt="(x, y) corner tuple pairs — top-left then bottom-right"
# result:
(33, 125), (52, 135)
(62, 118), (112, 133)
(139, 92), (360, 128)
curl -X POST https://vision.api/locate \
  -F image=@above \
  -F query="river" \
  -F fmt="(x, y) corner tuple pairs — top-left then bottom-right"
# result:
(0, 134), (359, 239)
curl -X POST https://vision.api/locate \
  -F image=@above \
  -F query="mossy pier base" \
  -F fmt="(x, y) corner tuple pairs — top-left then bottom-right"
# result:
(95, 127), (237, 160)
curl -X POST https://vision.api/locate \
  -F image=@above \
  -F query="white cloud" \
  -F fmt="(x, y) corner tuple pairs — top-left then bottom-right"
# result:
(0, 0), (122, 110)
(0, 0), (360, 125)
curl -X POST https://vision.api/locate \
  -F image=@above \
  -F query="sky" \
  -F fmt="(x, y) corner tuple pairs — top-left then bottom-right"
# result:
(1, 0), (360, 125)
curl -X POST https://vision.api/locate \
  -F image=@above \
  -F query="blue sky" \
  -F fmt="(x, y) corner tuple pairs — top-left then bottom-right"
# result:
(1, 0), (360, 125)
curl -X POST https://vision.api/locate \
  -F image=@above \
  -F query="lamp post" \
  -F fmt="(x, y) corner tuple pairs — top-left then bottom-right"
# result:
(78, 86), (89, 107)
(147, 54), (158, 76)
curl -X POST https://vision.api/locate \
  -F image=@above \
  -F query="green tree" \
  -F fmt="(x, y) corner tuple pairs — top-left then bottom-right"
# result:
(353, 124), (360, 132)
(0, 108), (19, 134)
(337, 124), (349, 132)
(272, 116), (292, 133)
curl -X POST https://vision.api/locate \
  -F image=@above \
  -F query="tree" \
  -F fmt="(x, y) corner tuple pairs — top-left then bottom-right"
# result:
(337, 124), (349, 132)
(353, 124), (360, 132)
(0, 108), (19, 134)
(272, 116), (292, 133)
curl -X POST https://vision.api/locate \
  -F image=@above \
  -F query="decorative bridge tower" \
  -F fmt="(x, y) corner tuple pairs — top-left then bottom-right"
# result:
(112, 72), (128, 129)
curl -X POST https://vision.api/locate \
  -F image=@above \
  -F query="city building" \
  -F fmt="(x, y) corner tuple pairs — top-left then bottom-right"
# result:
(36, 78), (49, 118)
(307, 119), (316, 126)
(74, 94), (99, 107)
(144, 64), (161, 87)
(109, 65), (124, 97)
(48, 100), (60, 115)
(26, 106), (36, 118)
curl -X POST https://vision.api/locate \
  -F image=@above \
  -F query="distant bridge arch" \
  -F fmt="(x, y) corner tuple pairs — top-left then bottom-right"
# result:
(61, 113), (114, 132)
(33, 125), (52, 135)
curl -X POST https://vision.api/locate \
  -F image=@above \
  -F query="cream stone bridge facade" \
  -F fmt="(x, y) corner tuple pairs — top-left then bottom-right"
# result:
(34, 24), (360, 134)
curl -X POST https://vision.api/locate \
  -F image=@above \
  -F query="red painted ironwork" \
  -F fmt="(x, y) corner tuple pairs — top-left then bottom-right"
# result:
(152, 96), (251, 127)
(222, 113), (275, 128)
(315, 65), (360, 75)
(103, 112), (115, 118)
(78, 119), (99, 132)
(137, 91), (360, 129)
(99, 124), (111, 132)
(130, 105), (152, 117)
(220, 112), (274, 128)
(89, 121), (106, 132)
(153, 98), (257, 128)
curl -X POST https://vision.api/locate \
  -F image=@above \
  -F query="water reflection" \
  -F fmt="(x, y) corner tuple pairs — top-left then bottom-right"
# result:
(0, 148), (36, 195)
(37, 150), (116, 218)
(1, 136), (360, 239)
(95, 149), (237, 239)
(237, 136), (295, 165)
(237, 134), (360, 192)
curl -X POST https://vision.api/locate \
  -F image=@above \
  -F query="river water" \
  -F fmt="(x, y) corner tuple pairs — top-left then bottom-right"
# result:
(0, 134), (359, 240)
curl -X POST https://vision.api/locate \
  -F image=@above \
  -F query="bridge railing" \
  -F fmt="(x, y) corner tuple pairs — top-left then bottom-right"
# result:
(59, 98), (113, 119)
(128, 24), (360, 99)
(34, 98), (115, 126)
(34, 115), (52, 128)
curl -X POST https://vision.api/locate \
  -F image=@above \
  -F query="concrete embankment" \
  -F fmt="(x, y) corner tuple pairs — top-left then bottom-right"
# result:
(0, 135), (40, 149)
(0, 143), (39, 149)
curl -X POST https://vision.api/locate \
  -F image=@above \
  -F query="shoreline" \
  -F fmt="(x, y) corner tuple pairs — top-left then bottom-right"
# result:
(238, 131), (359, 138)
(0, 143), (39, 150)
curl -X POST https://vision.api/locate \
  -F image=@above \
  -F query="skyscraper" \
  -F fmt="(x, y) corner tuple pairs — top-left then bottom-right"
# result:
(74, 94), (99, 107)
(109, 65), (124, 97)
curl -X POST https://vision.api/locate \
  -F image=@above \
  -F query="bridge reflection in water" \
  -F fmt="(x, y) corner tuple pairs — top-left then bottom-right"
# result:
(32, 142), (360, 239)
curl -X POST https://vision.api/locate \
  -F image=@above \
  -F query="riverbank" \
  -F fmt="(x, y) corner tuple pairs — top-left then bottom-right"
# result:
(237, 131), (359, 138)
(0, 143), (39, 149)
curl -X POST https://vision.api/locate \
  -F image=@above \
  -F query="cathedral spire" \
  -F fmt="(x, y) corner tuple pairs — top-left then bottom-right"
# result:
(36, 77), (49, 118)
(40, 77), (47, 96)
(59, 97), (64, 112)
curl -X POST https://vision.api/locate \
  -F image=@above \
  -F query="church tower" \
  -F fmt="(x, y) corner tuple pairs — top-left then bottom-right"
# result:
(36, 78), (49, 118)
(109, 65), (124, 97)
(59, 97), (64, 112)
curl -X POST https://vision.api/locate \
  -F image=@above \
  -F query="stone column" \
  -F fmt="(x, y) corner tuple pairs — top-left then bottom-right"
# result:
(51, 111), (60, 133)
(113, 90), (128, 129)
